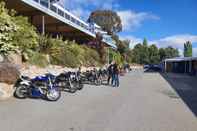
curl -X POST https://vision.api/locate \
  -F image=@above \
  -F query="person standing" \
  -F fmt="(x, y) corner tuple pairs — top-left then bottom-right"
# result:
(112, 62), (120, 87)
(107, 63), (114, 85)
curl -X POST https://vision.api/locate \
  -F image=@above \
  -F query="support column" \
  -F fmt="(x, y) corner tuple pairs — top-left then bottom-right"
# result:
(189, 60), (192, 73)
(164, 61), (166, 73)
(42, 15), (45, 35)
(184, 61), (187, 73)
(107, 47), (110, 65)
(30, 16), (33, 24)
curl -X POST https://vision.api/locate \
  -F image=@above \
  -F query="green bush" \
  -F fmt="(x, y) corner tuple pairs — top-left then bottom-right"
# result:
(82, 46), (101, 66)
(66, 43), (85, 64)
(12, 16), (39, 53)
(109, 49), (124, 66)
(49, 41), (101, 67)
(28, 51), (49, 67)
(38, 35), (64, 54)
(50, 47), (79, 68)
(0, 1), (18, 54)
(0, 1), (39, 55)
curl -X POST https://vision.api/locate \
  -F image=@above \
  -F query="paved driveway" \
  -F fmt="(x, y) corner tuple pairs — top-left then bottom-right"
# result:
(0, 71), (196, 131)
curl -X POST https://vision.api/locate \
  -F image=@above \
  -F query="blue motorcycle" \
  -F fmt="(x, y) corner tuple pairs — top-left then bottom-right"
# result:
(14, 73), (61, 101)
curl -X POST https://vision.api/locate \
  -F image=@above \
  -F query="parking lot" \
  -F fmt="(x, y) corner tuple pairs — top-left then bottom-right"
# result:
(0, 71), (196, 131)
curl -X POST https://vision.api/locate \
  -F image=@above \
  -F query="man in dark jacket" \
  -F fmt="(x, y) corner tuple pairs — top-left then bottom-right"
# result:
(107, 63), (113, 85)
(112, 63), (119, 87)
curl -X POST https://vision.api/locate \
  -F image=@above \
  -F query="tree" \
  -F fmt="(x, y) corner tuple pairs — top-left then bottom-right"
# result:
(159, 47), (179, 61)
(88, 10), (122, 35)
(132, 41), (179, 64)
(148, 44), (160, 64)
(141, 38), (149, 64)
(132, 43), (143, 64)
(159, 48), (166, 61)
(125, 49), (133, 63)
(117, 39), (130, 55)
(165, 46), (179, 58)
(143, 38), (148, 46)
(184, 41), (192, 57)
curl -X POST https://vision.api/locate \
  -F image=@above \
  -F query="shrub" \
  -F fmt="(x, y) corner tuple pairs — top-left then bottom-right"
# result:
(50, 47), (79, 68)
(12, 16), (39, 53)
(50, 41), (102, 67)
(109, 49), (124, 66)
(28, 51), (49, 67)
(0, 1), (39, 55)
(38, 35), (64, 54)
(66, 43), (85, 64)
(0, 1), (18, 54)
(82, 46), (101, 66)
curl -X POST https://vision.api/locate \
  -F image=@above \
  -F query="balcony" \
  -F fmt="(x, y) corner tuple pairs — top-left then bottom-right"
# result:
(31, 0), (95, 35)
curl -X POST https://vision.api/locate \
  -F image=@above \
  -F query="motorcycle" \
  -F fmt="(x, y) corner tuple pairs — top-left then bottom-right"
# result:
(81, 70), (102, 86)
(70, 71), (84, 90)
(14, 73), (61, 101)
(55, 71), (84, 93)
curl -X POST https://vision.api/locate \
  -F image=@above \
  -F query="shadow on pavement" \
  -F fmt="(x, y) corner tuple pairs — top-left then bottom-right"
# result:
(160, 73), (197, 117)
(143, 67), (162, 73)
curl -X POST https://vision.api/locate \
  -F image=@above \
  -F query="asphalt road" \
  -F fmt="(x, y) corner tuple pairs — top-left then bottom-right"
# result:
(0, 71), (197, 131)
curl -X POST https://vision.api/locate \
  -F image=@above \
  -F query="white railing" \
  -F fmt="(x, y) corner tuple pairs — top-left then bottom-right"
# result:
(30, 0), (95, 35)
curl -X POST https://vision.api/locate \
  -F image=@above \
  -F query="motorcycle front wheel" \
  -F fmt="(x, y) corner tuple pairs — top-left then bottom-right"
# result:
(14, 85), (28, 99)
(46, 89), (61, 101)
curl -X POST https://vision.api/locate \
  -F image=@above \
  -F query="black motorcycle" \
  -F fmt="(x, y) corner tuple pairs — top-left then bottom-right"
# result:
(81, 70), (102, 86)
(55, 71), (84, 93)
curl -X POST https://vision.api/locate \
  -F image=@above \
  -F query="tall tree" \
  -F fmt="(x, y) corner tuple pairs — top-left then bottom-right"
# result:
(142, 38), (149, 64)
(148, 44), (160, 64)
(142, 38), (148, 46)
(88, 10), (122, 35)
(164, 46), (179, 58)
(117, 39), (130, 55)
(159, 48), (166, 61)
(132, 43), (144, 64)
(184, 41), (192, 57)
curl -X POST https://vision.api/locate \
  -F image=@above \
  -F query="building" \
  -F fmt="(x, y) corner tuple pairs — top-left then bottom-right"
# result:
(163, 57), (197, 75)
(5, 0), (117, 49)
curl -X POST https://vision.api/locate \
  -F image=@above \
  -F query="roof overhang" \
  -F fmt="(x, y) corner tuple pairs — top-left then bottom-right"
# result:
(165, 57), (197, 62)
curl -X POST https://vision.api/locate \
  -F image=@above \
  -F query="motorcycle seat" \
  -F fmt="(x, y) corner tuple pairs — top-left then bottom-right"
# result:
(21, 76), (31, 81)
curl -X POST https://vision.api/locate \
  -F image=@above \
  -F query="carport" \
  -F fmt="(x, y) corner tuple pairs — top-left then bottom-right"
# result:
(164, 57), (197, 75)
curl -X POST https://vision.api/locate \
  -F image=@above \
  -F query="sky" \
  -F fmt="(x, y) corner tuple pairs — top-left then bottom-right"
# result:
(59, 0), (197, 56)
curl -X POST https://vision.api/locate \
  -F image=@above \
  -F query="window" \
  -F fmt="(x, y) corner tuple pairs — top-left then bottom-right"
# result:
(33, 0), (39, 3)
(71, 17), (76, 23)
(65, 13), (70, 20)
(40, 0), (48, 8)
(50, 4), (57, 13)
(76, 21), (80, 26)
(58, 9), (64, 17)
